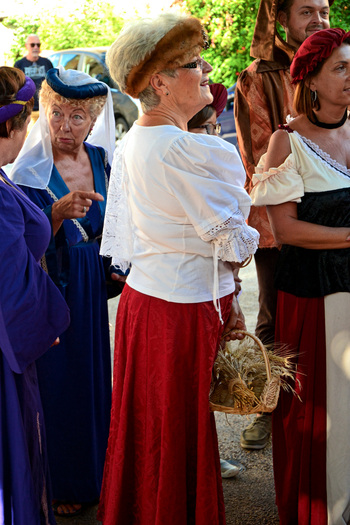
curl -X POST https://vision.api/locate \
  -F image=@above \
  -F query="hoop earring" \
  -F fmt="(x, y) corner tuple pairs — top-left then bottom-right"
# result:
(311, 89), (318, 105)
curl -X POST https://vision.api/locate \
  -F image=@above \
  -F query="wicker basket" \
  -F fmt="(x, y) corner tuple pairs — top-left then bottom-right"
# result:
(209, 330), (281, 415)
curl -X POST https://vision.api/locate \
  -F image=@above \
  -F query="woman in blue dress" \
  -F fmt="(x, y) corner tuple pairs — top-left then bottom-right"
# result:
(11, 67), (120, 517)
(0, 66), (70, 524)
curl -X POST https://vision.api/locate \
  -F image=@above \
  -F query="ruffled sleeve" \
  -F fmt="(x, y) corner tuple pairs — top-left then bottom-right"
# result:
(164, 133), (260, 322)
(200, 212), (259, 263)
(164, 133), (259, 263)
(250, 152), (305, 206)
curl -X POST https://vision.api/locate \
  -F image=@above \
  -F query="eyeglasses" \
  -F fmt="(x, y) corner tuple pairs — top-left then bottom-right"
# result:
(198, 123), (222, 135)
(181, 58), (203, 70)
(29, 43), (41, 48)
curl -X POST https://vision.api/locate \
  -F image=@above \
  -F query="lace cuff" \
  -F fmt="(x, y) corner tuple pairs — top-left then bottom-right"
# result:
(200, 213), (259, 263)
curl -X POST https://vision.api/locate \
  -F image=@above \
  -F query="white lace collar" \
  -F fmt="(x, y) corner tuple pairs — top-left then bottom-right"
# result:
(284, 115), (350, 180)
(293, 130), (350, 180)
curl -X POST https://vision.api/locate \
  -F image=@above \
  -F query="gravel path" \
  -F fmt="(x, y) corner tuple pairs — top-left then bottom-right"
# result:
(56, 262), (280, 525)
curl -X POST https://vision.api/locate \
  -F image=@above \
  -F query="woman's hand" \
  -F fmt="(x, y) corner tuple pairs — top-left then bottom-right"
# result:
(110, 273), (127, 283)
(51, 191), (104, 235)
(229, 256), (252, 271)
(233, 268), (242, 296)
(221, 295), (246, 342)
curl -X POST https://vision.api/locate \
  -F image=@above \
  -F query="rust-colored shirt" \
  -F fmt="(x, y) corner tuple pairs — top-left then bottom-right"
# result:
(234, 52), (295, 248)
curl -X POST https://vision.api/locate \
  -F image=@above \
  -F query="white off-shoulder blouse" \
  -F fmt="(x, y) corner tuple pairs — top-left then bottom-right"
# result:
(251, 129), (350, 207)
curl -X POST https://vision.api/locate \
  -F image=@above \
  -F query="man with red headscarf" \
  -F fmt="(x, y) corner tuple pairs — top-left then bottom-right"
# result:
(234, 0), (333, 451)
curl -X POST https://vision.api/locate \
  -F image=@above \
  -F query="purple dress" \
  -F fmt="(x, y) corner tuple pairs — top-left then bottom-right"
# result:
(0, 169), (70, 525)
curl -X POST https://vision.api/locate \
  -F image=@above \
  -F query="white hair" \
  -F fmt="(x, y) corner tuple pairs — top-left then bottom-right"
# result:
(26, 34), (40, 43)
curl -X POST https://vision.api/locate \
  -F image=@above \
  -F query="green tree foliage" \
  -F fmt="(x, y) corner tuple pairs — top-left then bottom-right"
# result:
(184, 0), (350, 87)
(3, 1), (124, 62)
(2, 15), (40, 62)
(183, 0), (257, 86)
(329, 2), (350, 28)
(39, 2), (124, 51)
(3, 0), (350, 84)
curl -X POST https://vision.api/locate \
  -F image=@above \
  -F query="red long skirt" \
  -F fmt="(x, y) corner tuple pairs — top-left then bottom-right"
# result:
(98, 285), (233, 525)
(273, 291), (327, 525)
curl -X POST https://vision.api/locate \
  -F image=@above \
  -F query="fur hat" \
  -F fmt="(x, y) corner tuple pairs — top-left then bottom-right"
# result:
(106, 13), (209, 98)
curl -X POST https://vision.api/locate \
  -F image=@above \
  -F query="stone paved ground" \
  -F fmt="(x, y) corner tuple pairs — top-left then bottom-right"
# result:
(56, 261), (279, 525)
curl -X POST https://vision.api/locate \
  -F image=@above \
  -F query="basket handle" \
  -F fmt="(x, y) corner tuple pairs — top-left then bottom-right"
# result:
(231, 330), (272, 382)
(240, 254), (252, 268)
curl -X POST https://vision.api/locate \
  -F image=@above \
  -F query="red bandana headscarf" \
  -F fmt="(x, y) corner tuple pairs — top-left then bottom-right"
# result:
(209, 83), (227, 117)
(291, 28), (350, 84)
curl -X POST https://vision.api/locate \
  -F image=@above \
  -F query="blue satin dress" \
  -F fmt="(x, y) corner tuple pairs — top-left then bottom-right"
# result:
(20, 144), (112, 503)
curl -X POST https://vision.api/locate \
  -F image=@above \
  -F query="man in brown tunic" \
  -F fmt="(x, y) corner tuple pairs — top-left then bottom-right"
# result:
(234, 0), (333, 449)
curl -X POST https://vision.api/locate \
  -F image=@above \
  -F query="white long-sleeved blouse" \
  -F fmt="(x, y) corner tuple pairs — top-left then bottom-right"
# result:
(100, 124), (259, 306)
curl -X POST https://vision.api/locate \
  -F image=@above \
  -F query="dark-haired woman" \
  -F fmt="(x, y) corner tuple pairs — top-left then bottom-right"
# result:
(188, 82), (227, 135)
(251, 29), (350, 524)
(0, 66), (70, 524)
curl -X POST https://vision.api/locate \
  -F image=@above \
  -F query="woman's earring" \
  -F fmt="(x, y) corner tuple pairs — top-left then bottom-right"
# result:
(311, 89), (318, 104)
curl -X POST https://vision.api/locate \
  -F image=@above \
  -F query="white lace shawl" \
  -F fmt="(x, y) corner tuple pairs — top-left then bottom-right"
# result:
(99, 133), (132, 272)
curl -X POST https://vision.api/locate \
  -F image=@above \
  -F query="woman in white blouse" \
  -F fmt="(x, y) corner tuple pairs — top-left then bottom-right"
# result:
(98, 12), (259, 525)
(251, 29), (350, 525)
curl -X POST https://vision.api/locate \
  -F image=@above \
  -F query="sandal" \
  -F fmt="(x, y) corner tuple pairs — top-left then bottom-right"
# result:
(52, 501), (85, 518)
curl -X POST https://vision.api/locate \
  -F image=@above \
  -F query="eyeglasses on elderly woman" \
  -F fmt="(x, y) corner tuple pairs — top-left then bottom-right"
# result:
(198, 122), (222, 135)
(181, 58), (204, 69)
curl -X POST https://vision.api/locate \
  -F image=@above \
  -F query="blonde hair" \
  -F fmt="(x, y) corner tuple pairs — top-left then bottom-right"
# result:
(40, 79), (107, 120)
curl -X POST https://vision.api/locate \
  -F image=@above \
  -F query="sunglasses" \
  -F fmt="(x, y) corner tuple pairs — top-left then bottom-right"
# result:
(29, 43), (41, 48)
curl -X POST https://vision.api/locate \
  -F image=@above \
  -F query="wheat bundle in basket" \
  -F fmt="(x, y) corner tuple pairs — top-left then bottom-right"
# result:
(209, 330), (298, 415)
